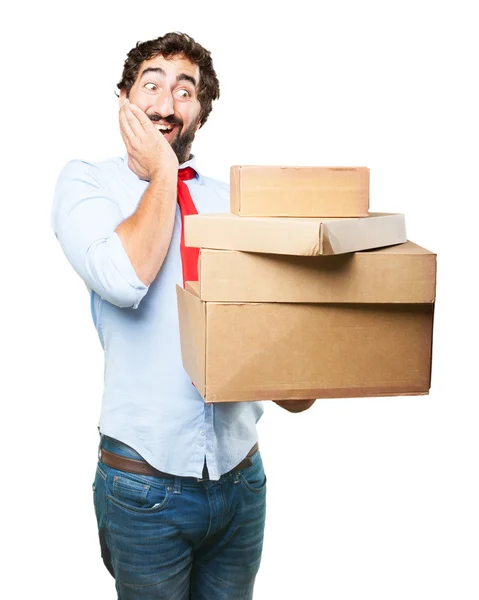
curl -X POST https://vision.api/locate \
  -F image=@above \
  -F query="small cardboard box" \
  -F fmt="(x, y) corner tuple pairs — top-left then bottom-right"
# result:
(177, 284), (434, 403)
(185, 212), (407, 256)
(195, 241), (436, 303)
(230, 166), (370, 217)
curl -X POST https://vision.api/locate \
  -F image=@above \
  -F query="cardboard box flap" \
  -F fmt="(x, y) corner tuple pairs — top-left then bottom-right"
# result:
(176, 285), (206, 394)
(322, 212), (407, 254)
(185, 281), (200, 297)
(185, 212), (407, 256)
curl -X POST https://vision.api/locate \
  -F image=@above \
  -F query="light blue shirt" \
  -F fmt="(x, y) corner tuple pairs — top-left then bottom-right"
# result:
(52, 154), (264, 480)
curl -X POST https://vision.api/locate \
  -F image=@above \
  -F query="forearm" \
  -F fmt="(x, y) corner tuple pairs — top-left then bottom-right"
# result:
(116, 171), (177, 286)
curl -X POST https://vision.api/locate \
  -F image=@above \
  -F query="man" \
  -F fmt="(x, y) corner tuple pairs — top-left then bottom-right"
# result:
(52, 32), (315, 600)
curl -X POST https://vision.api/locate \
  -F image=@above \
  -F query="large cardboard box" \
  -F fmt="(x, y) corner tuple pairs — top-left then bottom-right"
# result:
(184, 212), (407, 256)
(177, 284), (434, 403)
(230, 166), (370, 217)
(195, 242), (436, 303)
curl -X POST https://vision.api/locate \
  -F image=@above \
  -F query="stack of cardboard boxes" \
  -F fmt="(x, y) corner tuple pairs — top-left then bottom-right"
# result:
(177, 166), (436, 403)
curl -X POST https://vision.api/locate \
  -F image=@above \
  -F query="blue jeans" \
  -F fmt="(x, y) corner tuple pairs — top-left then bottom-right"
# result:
(92, 436), (267, 599)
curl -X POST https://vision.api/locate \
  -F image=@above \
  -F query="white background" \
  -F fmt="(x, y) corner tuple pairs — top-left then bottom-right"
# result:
(2, 0), (478, 598)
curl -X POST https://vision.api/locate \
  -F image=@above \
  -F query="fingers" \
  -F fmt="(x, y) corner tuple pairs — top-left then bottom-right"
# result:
(129, 103), (156, 133)
(120, 99), (154, 136)
(119, 99), (145, 143)
(123, 101), (147, 138)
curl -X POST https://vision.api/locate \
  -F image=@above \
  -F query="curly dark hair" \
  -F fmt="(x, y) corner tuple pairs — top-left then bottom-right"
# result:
(117, 32), (220, 128)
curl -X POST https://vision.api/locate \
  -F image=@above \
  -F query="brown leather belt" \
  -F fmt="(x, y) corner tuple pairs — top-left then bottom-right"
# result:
(99, 441), (259, 480)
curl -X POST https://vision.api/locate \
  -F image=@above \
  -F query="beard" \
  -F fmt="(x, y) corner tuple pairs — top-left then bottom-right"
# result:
(170, 119), (199, 165)
(147, 112), (199, 165)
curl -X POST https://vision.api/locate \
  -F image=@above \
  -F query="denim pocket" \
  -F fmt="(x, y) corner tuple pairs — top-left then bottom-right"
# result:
(107, 471), (172, 513)
(240, 454), (267, 494)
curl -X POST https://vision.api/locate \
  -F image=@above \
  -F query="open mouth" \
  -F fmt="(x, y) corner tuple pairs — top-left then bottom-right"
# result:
(155, 123), (179, 139)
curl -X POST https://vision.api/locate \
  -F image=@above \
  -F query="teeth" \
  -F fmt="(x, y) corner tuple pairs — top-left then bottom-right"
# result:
(157, 125), (172, 131)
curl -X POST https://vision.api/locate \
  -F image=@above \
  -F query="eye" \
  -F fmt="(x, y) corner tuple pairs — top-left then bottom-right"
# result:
(144, 82), (157, 91)
(176, 89), (191, 99)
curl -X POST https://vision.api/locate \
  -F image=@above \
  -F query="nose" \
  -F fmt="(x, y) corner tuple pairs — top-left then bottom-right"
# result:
(154, 88), (174, 118)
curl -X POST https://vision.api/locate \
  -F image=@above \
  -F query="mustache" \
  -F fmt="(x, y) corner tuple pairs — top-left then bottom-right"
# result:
(147, 113), (182, 126)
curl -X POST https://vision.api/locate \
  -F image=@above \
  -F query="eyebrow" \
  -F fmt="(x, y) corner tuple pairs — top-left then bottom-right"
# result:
(140, 67), (197, 88)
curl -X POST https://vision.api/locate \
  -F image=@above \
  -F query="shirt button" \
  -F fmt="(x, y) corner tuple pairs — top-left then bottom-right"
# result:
(199, 442), (204, 447)
(200, 430), (205, 436)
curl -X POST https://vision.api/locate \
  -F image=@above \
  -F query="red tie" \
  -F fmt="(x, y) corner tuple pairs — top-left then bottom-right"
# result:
(177, 167), (199, 288)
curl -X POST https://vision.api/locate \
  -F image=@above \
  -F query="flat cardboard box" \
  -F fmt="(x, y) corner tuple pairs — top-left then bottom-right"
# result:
(185, 212), (407, 256)
(196, 241), (436, 303)
(230, 166), (370, 217)
(177, 284), (434, 403)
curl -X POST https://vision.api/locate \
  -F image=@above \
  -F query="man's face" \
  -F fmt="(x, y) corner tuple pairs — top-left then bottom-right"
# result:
(120, 54), (202, 164)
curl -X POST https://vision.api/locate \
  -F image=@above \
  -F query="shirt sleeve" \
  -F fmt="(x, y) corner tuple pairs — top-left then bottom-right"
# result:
(52, 160), (149, 309)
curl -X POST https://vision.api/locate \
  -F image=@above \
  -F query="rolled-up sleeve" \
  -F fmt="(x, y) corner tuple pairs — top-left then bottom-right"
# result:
(52, 160), (149, 309)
